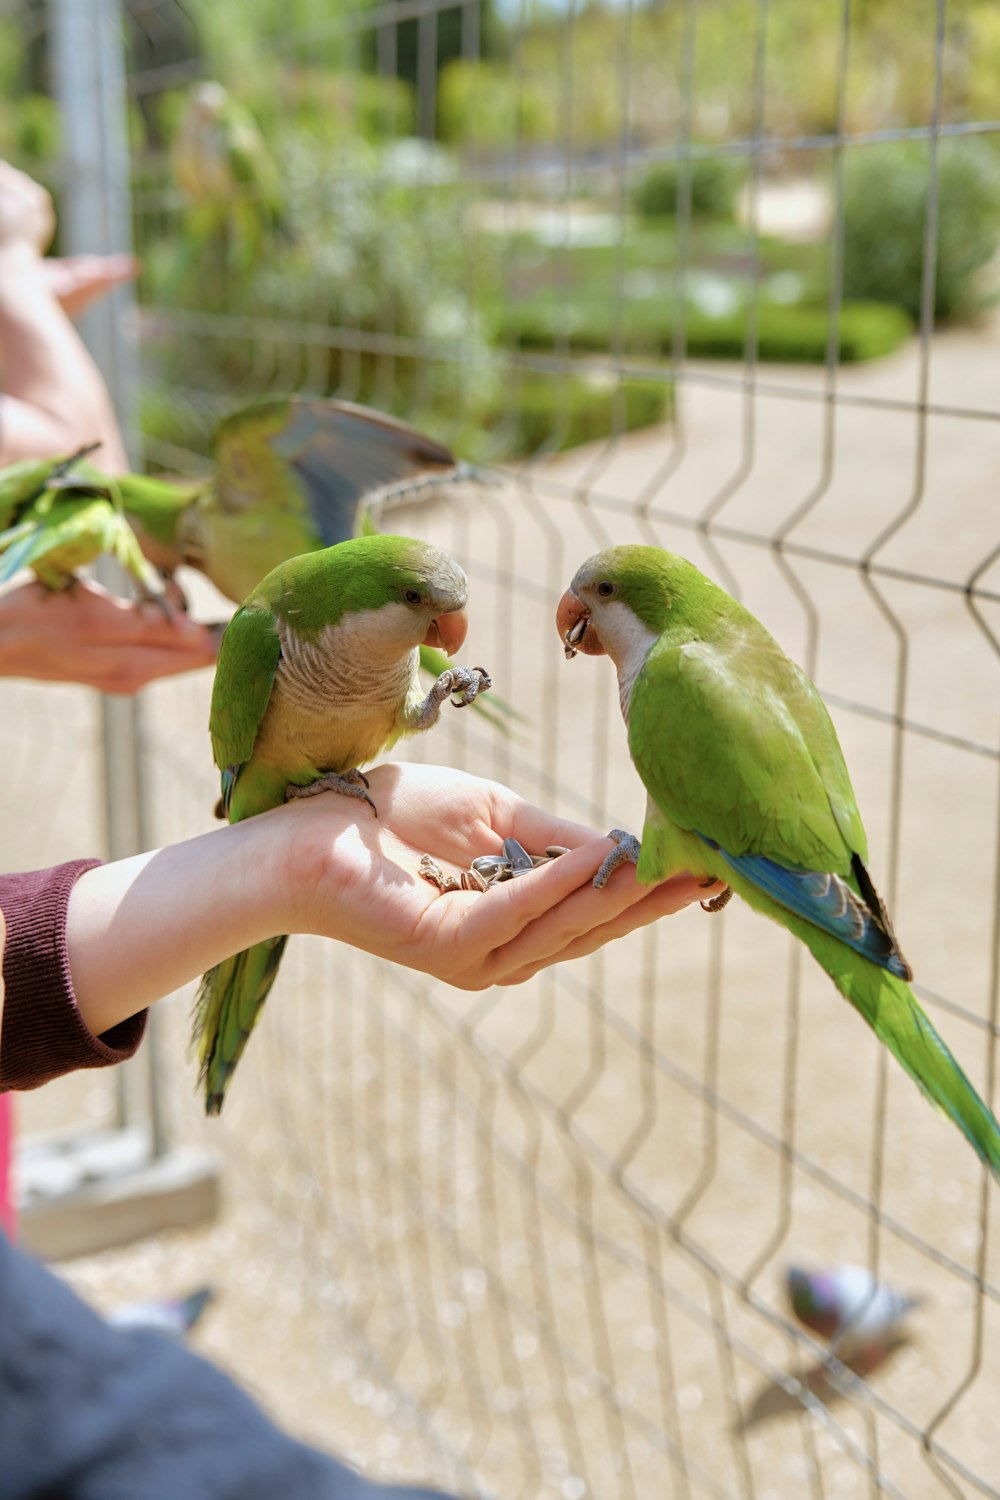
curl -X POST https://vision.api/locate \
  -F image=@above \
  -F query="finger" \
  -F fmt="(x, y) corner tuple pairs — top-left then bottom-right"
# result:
(467, 859), (705, 984)
(494, 874), (710, 984)
(79, 592), (215, 651)
(456, 836), (641, 958)
(503, 794), (605, 855)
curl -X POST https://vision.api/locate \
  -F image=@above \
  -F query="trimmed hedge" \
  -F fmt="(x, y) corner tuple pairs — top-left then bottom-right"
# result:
(494, 374), (672, 456)
(499, 296), (913, 364)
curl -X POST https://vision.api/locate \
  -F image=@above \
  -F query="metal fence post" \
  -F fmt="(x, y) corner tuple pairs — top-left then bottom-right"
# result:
(49, 0), (166, 1157)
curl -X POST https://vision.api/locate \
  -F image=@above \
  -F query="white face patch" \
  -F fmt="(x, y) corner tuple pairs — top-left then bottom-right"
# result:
(588, 600), (658, 719)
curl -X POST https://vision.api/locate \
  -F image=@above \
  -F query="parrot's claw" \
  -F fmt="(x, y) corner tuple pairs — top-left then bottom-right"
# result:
(411, 665), (493, 729)
(700, 884), (733, 914)
(593, 829), (641, 889)
(285, 768), (377, 816)
(448, 665), (492, 709)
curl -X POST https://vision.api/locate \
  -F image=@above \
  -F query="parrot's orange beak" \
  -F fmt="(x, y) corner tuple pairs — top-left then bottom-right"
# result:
(556, 588), (605, 658)
(424, 607), (468, 657)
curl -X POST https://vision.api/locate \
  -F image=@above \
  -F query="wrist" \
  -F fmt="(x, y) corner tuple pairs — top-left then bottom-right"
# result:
(0, 239), (44, 278)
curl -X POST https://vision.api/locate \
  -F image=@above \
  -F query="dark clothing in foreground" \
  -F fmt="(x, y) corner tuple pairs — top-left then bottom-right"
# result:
(0, 861), (458, 1500)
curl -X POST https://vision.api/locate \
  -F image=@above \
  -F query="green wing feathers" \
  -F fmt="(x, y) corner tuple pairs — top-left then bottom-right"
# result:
(208, 604), (282, 783)
(193, 936), (288, 1115)
(629, 628), (1000, 1175)
(630, 632), (866, 873)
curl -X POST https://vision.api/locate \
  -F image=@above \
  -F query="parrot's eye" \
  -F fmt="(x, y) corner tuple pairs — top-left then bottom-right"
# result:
(596, 580), (616, 598)
(404, 589), (424, 606)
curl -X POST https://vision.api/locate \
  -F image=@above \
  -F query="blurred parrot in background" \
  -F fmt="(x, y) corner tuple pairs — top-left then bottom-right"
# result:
(123, 395), (516, 731)
(108, 1284), (215, 1340)
(0, 446), (169, 604)
(0, 397), (515, 730)
(194, 533), (491, 1114)
(787, 1264), (918, 1361)
(170, 80), (287, 273)
(556, 544), (1000, 1178)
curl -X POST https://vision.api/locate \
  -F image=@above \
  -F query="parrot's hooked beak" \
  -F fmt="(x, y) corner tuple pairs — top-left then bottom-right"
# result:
(556, 588), (606, 658)
(423, 607), (468, 658)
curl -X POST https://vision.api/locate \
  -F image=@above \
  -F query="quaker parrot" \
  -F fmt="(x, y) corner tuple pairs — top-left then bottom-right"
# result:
(0, 447), (169, 604)
(170, 80), (287, 273)
(121, 394), (516, 731)
(194, 533), (491, 1114)
(556, 544), (1000, 1177)
(108, 1285), (215, 1340)
(787, 1264), (918, 1361)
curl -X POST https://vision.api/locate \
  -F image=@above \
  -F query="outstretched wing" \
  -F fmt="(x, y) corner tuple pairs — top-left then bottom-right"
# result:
(211, 396), (459, 546)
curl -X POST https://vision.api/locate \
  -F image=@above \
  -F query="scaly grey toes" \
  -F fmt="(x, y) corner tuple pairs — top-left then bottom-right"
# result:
(593, 828), (642, 889)
(285, 771), (378, 817)
(449, 666), (493, 709)
(701, 885), (733, 914)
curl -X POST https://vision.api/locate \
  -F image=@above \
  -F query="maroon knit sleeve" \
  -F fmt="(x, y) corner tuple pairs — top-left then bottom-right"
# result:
(0, 860), (147, 1091)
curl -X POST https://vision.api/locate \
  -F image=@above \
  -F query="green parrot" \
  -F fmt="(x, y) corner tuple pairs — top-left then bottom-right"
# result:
(556, 545), (1000, 1178)
(0, 447), (169, 603)
(194, 532), (491, 1115)
(170, 80), (287, 274)
(126, 396), (465, 605)
(121, 395), (517, 731)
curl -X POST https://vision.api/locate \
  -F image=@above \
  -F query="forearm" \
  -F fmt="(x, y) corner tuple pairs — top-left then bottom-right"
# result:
(0, 241), (127, 469)
(66, 812), (300, 1036)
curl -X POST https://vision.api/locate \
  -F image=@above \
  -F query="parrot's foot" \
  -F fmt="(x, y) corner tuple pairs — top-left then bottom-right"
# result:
(700, 884), (733, 914)
(161, 571), (190, 614)
(412, 666), (493, 729)
(593, 829), (641, 889)
(285, 768), (377, 817)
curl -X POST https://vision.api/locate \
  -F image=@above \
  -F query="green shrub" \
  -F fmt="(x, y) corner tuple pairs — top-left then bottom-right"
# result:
(842, 139), (1000, 322)
(485, 375), (671, 457)
(500, 296), (912, 364)
(633, 157), (741, 222)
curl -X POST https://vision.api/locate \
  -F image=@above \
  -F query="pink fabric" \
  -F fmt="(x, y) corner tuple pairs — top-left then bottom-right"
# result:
(0, 1094), (12, 1239)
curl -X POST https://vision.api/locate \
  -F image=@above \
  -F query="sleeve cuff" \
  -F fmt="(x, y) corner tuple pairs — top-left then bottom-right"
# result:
(0, 860), (148, 1091)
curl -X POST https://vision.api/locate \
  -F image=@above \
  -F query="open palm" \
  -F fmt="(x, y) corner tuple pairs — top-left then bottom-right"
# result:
(281, 761), (716, 990)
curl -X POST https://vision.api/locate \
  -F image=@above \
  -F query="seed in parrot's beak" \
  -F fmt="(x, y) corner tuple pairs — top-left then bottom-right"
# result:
(564, 616), (589, 658)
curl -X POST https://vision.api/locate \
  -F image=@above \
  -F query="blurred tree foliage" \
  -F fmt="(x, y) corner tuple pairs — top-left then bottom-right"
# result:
(6, 0), (1000, 465)
(842, 138), (1000, 321)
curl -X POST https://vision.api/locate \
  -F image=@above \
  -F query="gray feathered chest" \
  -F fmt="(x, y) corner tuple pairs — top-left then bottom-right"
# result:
(253, 614), (420, 773)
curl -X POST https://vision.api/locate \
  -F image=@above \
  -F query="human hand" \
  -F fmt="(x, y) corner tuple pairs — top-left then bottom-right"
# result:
(0, 160), (54, 253)
(279, 761), (715, 989)
(0, 577), (217, 693)
(39, 253), (139, 319)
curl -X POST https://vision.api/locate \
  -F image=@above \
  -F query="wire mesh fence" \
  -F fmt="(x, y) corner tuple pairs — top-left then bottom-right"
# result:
(4, 0), (1000, 1495)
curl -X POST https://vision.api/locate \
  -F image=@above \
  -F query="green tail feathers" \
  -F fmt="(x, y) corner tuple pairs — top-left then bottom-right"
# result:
(193, 935), (288, 1114)
(794, 919), (1000, 1178)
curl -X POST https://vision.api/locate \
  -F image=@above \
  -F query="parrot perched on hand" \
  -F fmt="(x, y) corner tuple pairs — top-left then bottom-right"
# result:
(194, 533), (491, 1115)
(0, 447), (170, 603)
(787, 1264), (918, 1361)
(556, 545), (1000, 1177)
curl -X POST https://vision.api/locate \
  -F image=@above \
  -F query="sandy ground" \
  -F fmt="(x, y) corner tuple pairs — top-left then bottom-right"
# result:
(6, 321), (1000, 1499)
